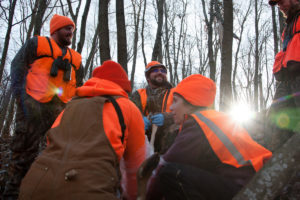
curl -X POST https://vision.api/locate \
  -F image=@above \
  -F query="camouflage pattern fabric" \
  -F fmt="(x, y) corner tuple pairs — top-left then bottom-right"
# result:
(265, 77), (300, 152)
(3, 94), (65, 199)
(131, 83), (179, 154)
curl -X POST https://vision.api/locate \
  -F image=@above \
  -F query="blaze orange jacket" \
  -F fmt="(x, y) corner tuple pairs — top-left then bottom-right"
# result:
(51, 77), (146, 199)
(191, 110), (272, 172)
(137, 88), (173, 115)
(26, 36), (81, 103)
(273, 14), (300, 74)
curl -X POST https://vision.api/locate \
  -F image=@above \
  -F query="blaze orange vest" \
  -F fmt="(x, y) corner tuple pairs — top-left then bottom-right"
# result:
(191, 110), (272, 172)
(26, 36), (81, 103)
(137, 88), (173, 115)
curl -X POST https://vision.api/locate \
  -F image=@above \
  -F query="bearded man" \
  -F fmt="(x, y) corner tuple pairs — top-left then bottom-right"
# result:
(4, 14), (83, 199)
(131, 61), (178, 153)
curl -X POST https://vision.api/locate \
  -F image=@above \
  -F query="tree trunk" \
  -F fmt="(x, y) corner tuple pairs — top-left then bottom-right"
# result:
(219, 0), (233, 111)
(116, 0), (128, 72)
(67, 0), (82, 49)
(33, 0), (48, 36)
(76, 0), (92, 54)
(84, 22), (100, 77)
(201, 0), (216, 82)
(26, 0), (39, 40)
(130, 0), (142, 90)
(0, 0), (17, 83)
(2, 97), (15, 138)
(141, 0), (148, 67)
(0, 87), (12, 138)
(253, 0), (259, 111)
(99, 0), (111, 63)
(152, 0), (164, 61)
(164, 1), (173, 84)
(233, 133), (300, 200)
(271, 6), (279, 56)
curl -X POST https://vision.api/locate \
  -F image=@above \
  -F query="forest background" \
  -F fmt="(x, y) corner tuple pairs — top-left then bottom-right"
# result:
(1, 1), (300, 199)
(0, 0), (284, 135)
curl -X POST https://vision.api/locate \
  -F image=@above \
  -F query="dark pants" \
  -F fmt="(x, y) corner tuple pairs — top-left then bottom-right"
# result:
(146, 163), (241, 200)
(265, 77), (300, 151)
(3, 94), (65, 199)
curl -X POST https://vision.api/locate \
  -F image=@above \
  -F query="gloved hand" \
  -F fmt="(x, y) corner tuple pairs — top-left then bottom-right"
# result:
(143, 116), (151, 131)
(150, 113), (164, 127)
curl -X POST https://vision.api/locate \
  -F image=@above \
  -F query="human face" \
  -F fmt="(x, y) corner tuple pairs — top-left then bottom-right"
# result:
(55, 25), (74, 47)
(277, 0), (299, 16)
(170, 94), (194, 125)
(147, 67), (167, 88)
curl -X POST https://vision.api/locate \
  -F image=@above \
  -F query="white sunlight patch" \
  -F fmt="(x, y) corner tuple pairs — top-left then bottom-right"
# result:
(228, 102), (255, 123)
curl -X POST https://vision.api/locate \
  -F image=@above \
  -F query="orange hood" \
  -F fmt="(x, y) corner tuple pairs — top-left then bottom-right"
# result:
(76, 77), (128, 98)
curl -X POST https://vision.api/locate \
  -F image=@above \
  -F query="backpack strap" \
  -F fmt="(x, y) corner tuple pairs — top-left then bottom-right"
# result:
(104, 96), (126, 144)
(35, 37), (54, 60)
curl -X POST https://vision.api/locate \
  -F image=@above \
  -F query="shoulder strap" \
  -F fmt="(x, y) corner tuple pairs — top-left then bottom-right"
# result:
(104, 96), (126, 144)
(35, 37), (54, 60)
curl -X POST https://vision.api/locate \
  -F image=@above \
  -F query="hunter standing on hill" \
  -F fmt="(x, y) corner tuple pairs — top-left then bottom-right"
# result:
(267, 0), (300, 150)
(130, 61), (177, 153)
(4, 14), (83, 199)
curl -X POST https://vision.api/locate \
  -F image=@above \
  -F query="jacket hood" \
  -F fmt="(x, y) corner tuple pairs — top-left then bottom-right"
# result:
(76, 77), (128, 98)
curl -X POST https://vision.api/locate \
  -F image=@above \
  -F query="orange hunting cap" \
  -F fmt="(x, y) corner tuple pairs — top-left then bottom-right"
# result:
(268, 0), (279, 6)
(173, 74), (216, 107)
(92, 60), (132, 93)
(145, 61), (166, 73)
(50, 14), (75, 35)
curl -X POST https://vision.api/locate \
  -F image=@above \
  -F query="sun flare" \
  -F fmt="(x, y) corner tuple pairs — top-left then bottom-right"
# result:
(228, 103), (255, 123)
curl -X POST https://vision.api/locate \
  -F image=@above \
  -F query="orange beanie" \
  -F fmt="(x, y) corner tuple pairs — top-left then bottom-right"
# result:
(92, 60), (132, 93)
(50, 14), (75, 35)
(173, 74), (216, 107)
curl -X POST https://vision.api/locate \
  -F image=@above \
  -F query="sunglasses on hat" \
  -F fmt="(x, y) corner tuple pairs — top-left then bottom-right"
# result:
(151, 68), (167, 74)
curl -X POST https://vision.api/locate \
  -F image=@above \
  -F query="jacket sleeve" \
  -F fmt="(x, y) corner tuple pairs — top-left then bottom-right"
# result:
(122, 100), (146, 200)
(11, 36), (37, 98)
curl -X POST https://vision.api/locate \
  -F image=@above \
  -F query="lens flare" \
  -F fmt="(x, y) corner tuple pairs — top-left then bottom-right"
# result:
(55, 87), (63, 96)
(228, 103), (255, 123)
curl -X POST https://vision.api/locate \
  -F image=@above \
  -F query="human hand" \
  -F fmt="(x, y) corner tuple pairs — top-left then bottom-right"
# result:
(143, 116), (151, 131)
(150, 113), (164, 126)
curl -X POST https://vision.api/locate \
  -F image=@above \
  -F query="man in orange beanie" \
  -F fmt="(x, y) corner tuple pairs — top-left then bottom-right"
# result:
(4, 14), (83, 199)
(18, 60), (146, 200)
(146, 74), (272, 200)
(131, 61), (178, 153)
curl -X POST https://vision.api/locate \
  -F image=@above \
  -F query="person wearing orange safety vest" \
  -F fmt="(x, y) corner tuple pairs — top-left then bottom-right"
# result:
(267, 0), (300, 151)
(146, 74), (272, 200)
(4, 14), (83, 199)
(130, 61), (177, 152)
(18, 60), (146, 200)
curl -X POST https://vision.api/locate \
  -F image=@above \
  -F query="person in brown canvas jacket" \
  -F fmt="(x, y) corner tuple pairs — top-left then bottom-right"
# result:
(3, 14), (83, 200)
(18, 61), (146, 200)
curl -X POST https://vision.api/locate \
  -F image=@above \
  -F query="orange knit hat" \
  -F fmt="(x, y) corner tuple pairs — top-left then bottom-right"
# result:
(50, 14), (75, 35)
(145, 61), (167, 77)
(173, 74), (216, 107)
(92, 60), (132, 93)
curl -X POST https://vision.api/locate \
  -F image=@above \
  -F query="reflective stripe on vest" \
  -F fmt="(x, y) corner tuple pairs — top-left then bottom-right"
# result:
(26, 36), (81, 103)
(191, 110), (272, 172)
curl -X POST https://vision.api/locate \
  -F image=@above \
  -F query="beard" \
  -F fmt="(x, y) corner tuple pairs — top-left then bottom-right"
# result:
(57, 31), (72, 47)
(149, 75), (167, 87)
